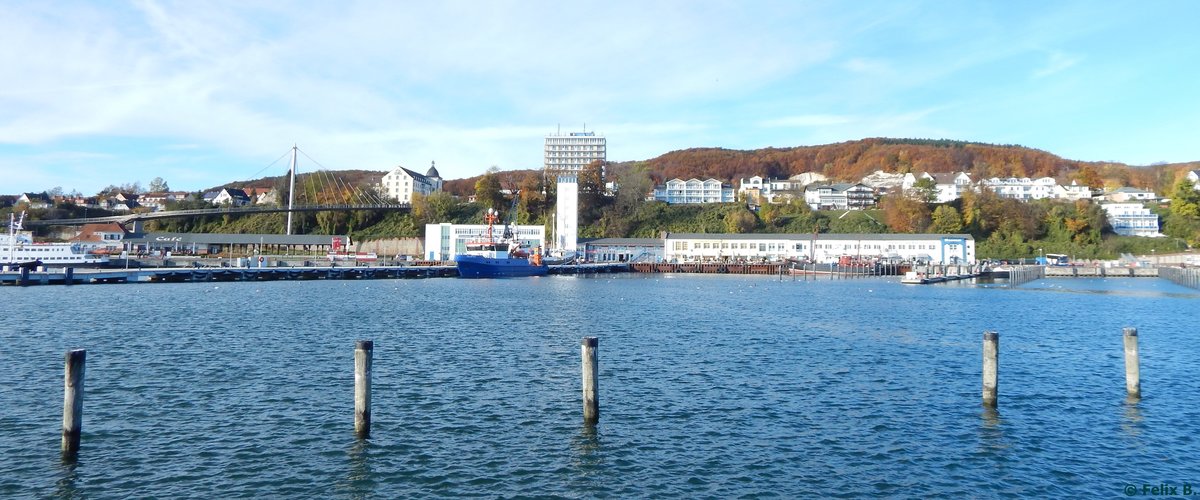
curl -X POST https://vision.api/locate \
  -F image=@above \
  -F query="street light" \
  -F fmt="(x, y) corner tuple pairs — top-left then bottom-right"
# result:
(1152, 248), (1156, 266)
(1038, 247), (1043, 265)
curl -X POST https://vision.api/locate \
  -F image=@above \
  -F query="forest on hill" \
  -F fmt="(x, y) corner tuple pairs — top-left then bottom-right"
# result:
(639, 138), (1195, 195)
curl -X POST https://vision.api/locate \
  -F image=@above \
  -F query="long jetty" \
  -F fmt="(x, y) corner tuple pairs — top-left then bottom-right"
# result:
(0, 262), (630, 286)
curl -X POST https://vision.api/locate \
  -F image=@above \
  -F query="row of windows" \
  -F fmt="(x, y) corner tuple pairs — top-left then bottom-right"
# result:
(674, 241), (945, 251)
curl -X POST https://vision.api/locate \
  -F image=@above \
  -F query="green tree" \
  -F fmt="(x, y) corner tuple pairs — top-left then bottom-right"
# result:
(474, 167), (503, 212)
(1169, 178), (1200, 218)
(929, 205), (964, 233)
(723, 207), (758, 233)
(911, 177), (938, 203)
(148, 177), (170, 192)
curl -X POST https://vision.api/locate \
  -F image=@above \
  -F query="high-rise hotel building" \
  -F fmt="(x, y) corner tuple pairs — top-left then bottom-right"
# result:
(544, 131), (606, 174)
(545, 130), (605, 256)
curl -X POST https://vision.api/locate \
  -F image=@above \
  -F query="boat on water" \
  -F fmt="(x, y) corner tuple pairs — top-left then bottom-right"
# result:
(2, 212), (110, 269)
(455, 207), (548, 278)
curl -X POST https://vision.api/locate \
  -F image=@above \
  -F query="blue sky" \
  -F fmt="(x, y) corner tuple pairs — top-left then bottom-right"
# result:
(3, 0), (1198, 196)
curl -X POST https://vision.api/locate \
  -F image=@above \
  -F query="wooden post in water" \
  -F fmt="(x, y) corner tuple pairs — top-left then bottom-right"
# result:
(581, 337), (599, 424)
(982, 331), (999, 408)
(354, 340), (373, 438)
(1123, 327), (1140, 399)
(62, 349), (86, 457)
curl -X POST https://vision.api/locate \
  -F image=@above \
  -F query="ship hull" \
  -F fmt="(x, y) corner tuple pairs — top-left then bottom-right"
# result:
(455, 255), (549, 278)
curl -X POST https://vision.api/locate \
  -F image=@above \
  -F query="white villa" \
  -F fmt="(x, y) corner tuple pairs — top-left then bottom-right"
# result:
(381, 162), (443, 204)
(902, 172), (973, 203)
(739, 173), (828, 204)
(663, 233), (974, 265)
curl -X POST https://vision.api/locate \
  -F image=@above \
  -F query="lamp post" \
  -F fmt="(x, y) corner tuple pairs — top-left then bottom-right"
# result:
(1038, 247), (1043, 265)
(1152, 248), (1156, 267)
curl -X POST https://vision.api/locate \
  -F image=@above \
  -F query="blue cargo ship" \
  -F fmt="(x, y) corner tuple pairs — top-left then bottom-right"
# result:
(454, 208), (548, 278)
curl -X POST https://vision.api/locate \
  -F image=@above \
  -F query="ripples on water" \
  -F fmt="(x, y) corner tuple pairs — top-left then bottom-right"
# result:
(1, 276), (1197, 497)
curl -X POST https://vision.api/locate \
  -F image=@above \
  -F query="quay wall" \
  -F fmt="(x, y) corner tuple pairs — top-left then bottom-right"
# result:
(1043, 266), (1159, 278)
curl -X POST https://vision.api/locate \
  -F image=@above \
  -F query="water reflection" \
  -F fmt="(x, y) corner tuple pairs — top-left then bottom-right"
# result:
(978, 407), (1008, 455)
(53, 460), (81, 500)
(1122, 398), (1145, 438)
(571, 424), (602, 470)
(345, 439), (374, 499)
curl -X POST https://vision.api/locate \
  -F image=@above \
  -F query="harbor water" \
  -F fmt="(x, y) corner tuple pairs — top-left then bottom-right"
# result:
(1, 275), (1198, 497)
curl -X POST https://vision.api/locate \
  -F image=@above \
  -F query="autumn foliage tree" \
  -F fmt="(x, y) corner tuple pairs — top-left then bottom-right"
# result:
(880, 194), (931, 233)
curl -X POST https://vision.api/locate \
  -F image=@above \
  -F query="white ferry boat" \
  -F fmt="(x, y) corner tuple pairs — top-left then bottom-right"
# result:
(3, 212), (109, 268)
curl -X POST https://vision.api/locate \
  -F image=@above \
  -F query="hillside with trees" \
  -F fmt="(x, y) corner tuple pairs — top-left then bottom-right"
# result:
(9, 137), (1198, 259)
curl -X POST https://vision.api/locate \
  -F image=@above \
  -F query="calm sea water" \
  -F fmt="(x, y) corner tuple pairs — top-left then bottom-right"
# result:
(1, 274), (1198, 498)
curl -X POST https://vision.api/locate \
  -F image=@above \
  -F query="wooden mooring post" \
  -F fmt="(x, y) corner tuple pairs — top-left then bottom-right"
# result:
(62, 349), (86, 457)
(354, 340), (373, 438)
(982, 331), (999, 408)
(1123, 327), (1140, 399)
(581, 337), (599, 424)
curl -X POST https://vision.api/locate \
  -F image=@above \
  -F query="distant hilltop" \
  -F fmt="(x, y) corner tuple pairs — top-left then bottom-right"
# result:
(437, 138), (1197, 197)
(636, 138), (1197, 193)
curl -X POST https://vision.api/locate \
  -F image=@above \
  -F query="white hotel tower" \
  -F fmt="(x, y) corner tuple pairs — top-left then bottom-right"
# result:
(545, 130), (605, 255)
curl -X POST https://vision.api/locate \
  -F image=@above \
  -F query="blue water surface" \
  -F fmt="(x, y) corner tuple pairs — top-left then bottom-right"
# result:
(1, 275), (1197, 498)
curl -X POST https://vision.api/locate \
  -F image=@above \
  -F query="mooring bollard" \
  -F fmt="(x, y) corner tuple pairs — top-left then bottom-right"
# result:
(62, 349), (86, 457)
(354, 340), (373, 438)
(581, 337), (599, 424)
(1123, 327), (1140, 399)
(982, 331), (999, 408)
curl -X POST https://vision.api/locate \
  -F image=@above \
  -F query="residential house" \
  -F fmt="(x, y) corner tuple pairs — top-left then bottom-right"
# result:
(242, 187), (279, 205)
(71, 223), (128, 253)
(902, 172), (972, 203)
(653, 178), (734, 204)
(210, 188), (252, 206)
(1053, 181), (1093, 201)
(138, 192), (175, 211)
(737, 173), (827, 205)
(17, 192), (52, 209)
(1101, 203), (1160, 237)
(381, 161), (443, 204)
(1106, 187), (1156, 203)
(803, 183), (876, 210)
(1186, 170), (1199, 191)
(102, 193), (139, 212)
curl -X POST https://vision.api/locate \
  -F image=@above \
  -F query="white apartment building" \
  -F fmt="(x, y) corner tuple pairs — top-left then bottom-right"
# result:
(653, 178), (735, 204)
(424, 223), (547, 261)
(381, 162), (443, 204)
(544, 131), (606, 174)
(982, 177), (1059, 201)
(663, 233), (974, 264)
(1101, 203), (1161, 237)
(803, 183), (876, 210)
